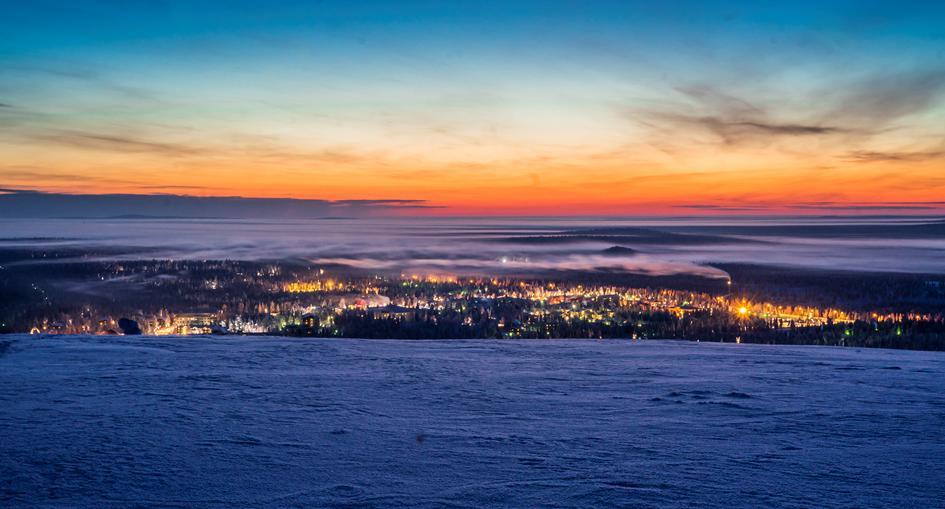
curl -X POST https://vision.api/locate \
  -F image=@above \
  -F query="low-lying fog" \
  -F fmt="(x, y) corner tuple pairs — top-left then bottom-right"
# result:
(2, 216), (944, 276)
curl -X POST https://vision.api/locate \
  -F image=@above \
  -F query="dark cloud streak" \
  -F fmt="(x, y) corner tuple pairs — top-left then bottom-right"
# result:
(636, 85), (847, 146)
(846, 149), (945, 163)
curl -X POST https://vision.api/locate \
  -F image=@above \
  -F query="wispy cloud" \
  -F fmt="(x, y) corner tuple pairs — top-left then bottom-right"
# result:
(135, 185), (213, 191)
(828, 70), (945, 126)
(845, 149), (945, 163)
(5, 63), (159, 102)
(676, 201), (945, 212)
(0, 167), (142, 186)
(632, 70), (945, 151)
(31, 129), (205, 156)
(334, 199), (444, 209)
(675, 204), (772, 212)
(633, 84), (848, 146)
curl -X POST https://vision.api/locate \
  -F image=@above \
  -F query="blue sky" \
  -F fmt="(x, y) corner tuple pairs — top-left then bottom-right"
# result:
(1, 1), (944, 214)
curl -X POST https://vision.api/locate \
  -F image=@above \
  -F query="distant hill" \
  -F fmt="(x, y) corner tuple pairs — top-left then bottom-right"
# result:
(600, 246), (637, 256)
(0, 190), (433, 219)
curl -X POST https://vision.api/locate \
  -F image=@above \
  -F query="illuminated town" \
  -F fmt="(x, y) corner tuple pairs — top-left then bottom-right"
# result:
(8, 256), (943, 350)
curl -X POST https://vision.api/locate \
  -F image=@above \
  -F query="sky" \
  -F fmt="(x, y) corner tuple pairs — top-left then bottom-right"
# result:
(1, 1), (944, 216)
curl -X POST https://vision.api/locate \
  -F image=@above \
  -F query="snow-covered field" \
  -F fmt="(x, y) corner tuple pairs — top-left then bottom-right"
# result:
(2, 336), (944, 508)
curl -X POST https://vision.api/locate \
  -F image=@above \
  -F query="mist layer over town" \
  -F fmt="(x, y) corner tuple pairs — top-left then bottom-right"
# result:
(3, 216), (944, 276)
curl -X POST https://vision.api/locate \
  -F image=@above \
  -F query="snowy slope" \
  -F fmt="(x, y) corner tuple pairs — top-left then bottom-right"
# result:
(1, 336), (944, 508)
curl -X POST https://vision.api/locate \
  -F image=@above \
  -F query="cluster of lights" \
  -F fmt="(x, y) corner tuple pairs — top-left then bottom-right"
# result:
(284, 279), (341, 293)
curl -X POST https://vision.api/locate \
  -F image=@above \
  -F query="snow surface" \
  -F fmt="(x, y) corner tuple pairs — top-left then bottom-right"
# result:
(1, 336), (944, 508)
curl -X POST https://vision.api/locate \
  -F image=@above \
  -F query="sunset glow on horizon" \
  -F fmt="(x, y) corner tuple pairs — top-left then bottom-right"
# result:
(2, 1), (944, 215)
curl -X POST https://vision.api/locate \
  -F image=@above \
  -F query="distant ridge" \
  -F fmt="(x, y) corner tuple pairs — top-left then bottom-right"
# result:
(0, 189), (434, 219)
